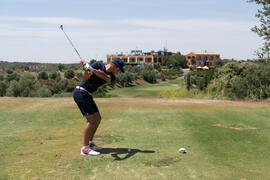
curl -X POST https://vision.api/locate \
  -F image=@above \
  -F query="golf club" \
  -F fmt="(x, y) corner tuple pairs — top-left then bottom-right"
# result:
(60, 25), (83, 60)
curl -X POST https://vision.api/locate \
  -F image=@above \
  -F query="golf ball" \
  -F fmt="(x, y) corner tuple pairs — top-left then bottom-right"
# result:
(128, 149), (131, 152)
(178, 148), (187, 154)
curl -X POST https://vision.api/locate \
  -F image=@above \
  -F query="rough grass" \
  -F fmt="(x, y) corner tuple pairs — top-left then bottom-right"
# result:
(0, 90), (270, 179)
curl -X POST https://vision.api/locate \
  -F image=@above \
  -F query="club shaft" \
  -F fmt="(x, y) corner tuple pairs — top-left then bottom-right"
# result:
(61, 27), (82, 60)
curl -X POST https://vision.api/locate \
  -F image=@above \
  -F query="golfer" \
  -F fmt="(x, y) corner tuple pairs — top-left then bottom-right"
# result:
(73, 58), (124, 156)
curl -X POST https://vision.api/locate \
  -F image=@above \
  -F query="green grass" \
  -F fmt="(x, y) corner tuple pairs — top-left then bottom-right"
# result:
(108, 80), (183, 98)
(1, 83), (270, 179)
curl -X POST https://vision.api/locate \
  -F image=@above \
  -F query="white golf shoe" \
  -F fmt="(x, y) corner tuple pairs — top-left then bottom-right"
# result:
(80, 148), (100, 156)
(89, 142), (103, 151)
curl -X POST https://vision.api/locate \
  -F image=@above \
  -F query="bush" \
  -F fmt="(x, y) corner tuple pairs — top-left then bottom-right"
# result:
(0, 80), (7, 96)
(76, 72), (83, 79)
(153, 64), (162, 72)
(6, 69), (13, 74)
(6, 80), (20, 97)
(18, 73), (36, 97)
(49, 71), (61, 80)
(6, 73), (20, 82)
(37, 86), (52, 97)
(0, 75), (4, 81)
(162, 69), (183, 80)
(38, 72), (48, 80)
(142, 69), (157, 83)
(164, 53), (188, 68)
(64, 70), (75, 79)
(52, 79), (68, 94)
(116, 72), (136, 87)
(208, 62), (270, 100)
(66, 79), (78, 92)
(93, 86), (106, 97)
(58, 64), (65, 72)
(186, 73), (191, 91)
(187, 69), (216, 91)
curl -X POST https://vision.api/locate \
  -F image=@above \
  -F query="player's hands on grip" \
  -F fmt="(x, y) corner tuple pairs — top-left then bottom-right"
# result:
(83, 63), (94, 72)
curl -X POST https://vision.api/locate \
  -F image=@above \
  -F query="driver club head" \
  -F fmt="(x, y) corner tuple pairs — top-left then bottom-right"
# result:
(60, 25), (63, 30)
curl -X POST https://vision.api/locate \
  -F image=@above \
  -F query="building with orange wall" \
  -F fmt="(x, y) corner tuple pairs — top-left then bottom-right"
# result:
(107, 50), (174, 65)
(185, 52), (220, 67)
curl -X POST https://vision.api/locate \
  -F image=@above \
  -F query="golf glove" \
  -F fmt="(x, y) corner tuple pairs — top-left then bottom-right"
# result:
(83, 63), (94, 72)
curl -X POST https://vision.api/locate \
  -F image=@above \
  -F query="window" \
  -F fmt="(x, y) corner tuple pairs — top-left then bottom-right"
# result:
(138, 58), (143, 62)
(146, 58), (152, 63)
(197, 56), (201, 60)
(130, 58), (135, 63)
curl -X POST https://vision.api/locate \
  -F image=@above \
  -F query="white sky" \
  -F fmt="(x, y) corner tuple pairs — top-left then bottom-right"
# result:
(0, 0), (263, 63)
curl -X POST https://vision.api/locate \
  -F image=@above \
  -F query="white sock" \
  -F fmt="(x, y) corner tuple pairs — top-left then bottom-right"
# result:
(83, 145), (90, 149)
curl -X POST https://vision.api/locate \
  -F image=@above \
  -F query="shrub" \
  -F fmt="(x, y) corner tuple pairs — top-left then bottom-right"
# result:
(52, 79), (68, 94)
(0, 80), (7, 96)
(6, 73), (20, 82)
(38, 72), (48, 80)
(6, 69), (13, 74)
(37, 86), (52, 97)
(0, 75), (4, 81)
(18, 73), (36, 97)
(187, 69), (216, 91)
(162, 69), (183, 80)
(49, 71), (61, 80)
(76, 72), (83, 79)
(6, 80), (20, 97)
(161, 72), (166, 81)
(64, 70), (75, 79)
(116, 72), (135, 87)
(58, 64), (65, 72)
(164, 53), (187, 68)
(186, 73), (191, 91)
(142, 69), (157, 83)
(66, 79), (78, 92)
(208, 62), (270, 100)
(93, 86), (106, 98)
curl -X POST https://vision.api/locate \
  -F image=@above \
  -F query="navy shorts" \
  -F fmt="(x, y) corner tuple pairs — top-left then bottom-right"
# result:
(73, 89), (99, 116)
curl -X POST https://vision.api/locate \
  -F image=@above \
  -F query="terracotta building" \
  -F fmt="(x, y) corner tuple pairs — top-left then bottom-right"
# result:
(107, 50), (174, 65)
(185, 52), (220, 67)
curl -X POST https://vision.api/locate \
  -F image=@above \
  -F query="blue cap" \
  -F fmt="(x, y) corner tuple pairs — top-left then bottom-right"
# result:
(112, 58), (125, 73)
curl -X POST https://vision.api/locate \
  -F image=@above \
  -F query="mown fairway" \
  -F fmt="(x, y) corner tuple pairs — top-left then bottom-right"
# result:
(0, 86), (270, 179)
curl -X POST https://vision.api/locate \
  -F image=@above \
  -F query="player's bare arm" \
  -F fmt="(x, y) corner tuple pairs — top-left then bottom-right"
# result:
(92, 69), (111, 83)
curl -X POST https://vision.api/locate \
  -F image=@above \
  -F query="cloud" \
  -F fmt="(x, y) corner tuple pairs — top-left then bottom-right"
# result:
(0, 16), (99, 26)
(0, 16), (262, 62)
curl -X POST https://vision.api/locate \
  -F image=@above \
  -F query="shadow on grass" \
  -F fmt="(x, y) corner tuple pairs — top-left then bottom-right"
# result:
(100, 148), (155, 161)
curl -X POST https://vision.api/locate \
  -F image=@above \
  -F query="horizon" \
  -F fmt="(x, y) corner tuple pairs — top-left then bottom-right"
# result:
(0, 0), (262, 63)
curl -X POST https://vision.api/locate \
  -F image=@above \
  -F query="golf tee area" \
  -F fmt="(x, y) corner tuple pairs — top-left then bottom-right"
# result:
(0, 84), (270, 180)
